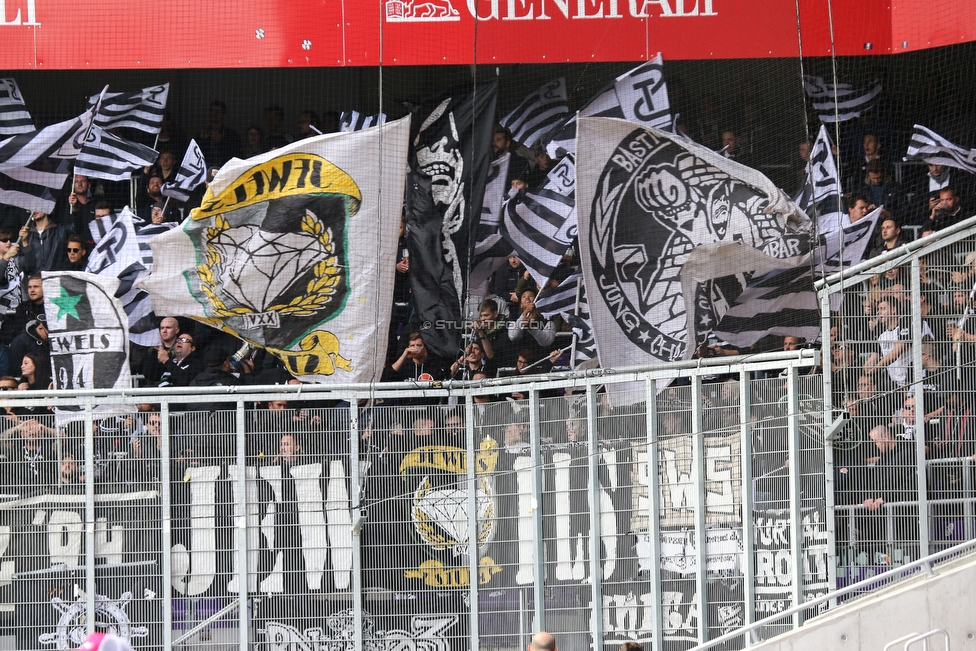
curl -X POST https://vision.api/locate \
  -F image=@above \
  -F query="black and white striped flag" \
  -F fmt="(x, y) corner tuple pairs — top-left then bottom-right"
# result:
(0, 99), (102, 171)
(473, 153), (512, 256)
(712, 265), (820, 346)
(546, 54), (670, 159)
(0, 159), (69, 214)
(499, 155), (576, 288)
(803, 75), (882, 123)
(904, 124), (976, 173)
(161, 139), (206, 202)
(75, 127), (159, 182)
(87, 206), (142, 278)
(0, 78), (34, 135)
(339, 111), (387, 132)
(88, 84), (169, 134)
(501, 78), (569, 148)
(534, 272), (582, 319)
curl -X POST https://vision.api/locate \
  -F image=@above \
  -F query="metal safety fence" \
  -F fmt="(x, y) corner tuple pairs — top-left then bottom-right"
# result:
(819, 215), (976, 600)
(0, 352), (822, 651)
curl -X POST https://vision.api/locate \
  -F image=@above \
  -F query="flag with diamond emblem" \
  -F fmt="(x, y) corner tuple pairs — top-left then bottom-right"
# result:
(138, 117), (411, 383)
(42, 271), (131, 392)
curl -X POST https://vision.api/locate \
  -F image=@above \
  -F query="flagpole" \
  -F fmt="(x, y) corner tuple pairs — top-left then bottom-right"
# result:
(15, 213), (34, 246)
(570, 276), (582, 366)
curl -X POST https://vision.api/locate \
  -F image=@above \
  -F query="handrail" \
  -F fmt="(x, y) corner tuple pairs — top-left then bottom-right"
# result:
(0, 348), (819, 402)
(687, 537), (976, 651)
(814, 213), (976, 291)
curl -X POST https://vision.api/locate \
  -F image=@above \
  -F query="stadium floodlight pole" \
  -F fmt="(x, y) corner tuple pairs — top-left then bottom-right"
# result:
(954, 277), (976, 381)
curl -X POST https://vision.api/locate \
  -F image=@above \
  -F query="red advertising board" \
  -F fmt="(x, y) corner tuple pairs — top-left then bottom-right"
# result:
(0, 0), (972, 69)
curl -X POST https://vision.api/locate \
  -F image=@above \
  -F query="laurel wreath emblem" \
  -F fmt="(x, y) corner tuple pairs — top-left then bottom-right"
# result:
(198, 211), (342, 318)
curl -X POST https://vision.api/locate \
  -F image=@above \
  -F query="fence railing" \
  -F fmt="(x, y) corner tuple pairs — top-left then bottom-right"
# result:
(0, 351), (823, 651)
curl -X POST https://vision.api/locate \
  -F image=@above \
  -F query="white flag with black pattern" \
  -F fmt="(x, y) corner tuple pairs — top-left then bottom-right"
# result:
(86, 206), (142, 279)
(0, 78), (34, 135)
(87, 84), (169, 134)
(75, 127), (159, 182)
(803, 75), (882, 123)
(501, 77), (569, 148)
(534, 272), (582, 320)
(0, 159), (69, 214)
(499, 155), (577, 289)
(43, 272), (133, 422)
(546, 54), (670, 159)
(161, 139), (206, 202)
(0, 96), (102, 171)
(576, 118), (812, 400)
(904, 124), (976, 174)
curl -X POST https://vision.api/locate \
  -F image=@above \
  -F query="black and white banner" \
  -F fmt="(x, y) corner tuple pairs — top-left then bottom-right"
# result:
(42, 272), (132, 395)
(2, 490), (161, 651)
(546, 53), (670, 159)
(160, 139), (206, 203)
(501, 77), (569, 148)
(535, 272), (582, 319)
(88, 84), (169, 135)
(0, 78), (34, 135)
(904, 124), (976, 173)
(0, 98), (102, 171)
(499, 155), (576, 288)
(0, 160), (69, 214)
(803, 76), (882, 123)
(75, 127), (159, 182)
(576, 118), (810, 398)
(87, 207), (142, 279)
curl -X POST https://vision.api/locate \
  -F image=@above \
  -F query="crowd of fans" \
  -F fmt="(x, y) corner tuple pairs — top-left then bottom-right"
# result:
(0, 87), (974, 567)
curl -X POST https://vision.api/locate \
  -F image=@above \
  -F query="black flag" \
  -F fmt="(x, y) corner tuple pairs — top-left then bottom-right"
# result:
(403, 81), (497, 358)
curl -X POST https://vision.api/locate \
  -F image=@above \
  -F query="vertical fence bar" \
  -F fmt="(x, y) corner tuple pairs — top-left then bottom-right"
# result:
(644, 378), (664, 651)
(348, 395), (364, 651)
(587, 384), (604, 644)
(786, 367), (803, 627)
(965, 458), (974, 541)
(739, 371), (756, 641)
(236, 400), (248, 650)
(691, 375), (708, 644)
(84, 401), (96, 633)
(910, 257), (930, 559)
(820, 287), (839, 606)
(529, 387), (546, 635)
(160, 402), (173, 651)
(465, 392), (480, 650)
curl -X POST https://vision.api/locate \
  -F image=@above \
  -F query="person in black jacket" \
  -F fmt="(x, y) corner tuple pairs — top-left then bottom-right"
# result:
(855, 424), (919, 556)
(158, 333), (206, 388)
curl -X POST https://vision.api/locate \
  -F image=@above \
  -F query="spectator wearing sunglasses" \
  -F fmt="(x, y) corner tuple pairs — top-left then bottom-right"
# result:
(158, 334), (206, 388)
(59, 235), (88, 272)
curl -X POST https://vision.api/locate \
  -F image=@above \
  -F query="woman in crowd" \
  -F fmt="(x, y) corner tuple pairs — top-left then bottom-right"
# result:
(18, 352), (51, 392)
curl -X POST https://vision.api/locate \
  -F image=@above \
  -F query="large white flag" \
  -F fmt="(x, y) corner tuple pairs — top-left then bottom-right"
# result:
(138, 117), (411, 383)
(576, 118), (810, 399)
